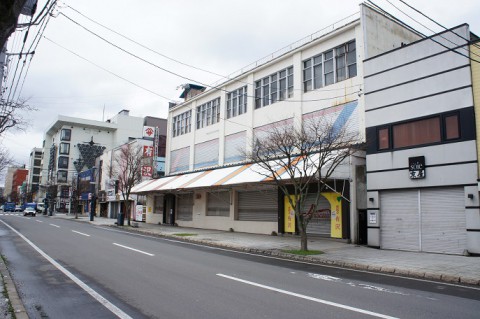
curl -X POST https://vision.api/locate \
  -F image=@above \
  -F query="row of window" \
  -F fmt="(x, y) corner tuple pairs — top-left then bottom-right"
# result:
(377, 113), (460, 151)
(254, 67), (294, 108)
(303, 40), (356, 92)
(172, 40), (357, 137)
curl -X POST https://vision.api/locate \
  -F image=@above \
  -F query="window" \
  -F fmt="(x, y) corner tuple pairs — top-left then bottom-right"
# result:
(445, 114), (460, 140)
(303, 40), (357, 92)
(34, 159), (41, 166)
(32, 176), (40, 183)
(154, 195), (164, 214)
(58, 156), (69, 169)
(196, 98), (220, 129)
(59, 143), (70, 155)
(393, 117), (441, 149)
(378, 128), (390, 150)
(60, 129), (71, 141)
(33, 167), (41, 174)
(172, 110), (192, 137)
(255, 66), (294, 109)
(57, 170), (68, 183)
(226, 86), (247, 119)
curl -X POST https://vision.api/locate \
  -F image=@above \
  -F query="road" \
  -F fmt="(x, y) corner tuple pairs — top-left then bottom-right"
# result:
(0, 213), (479, 319)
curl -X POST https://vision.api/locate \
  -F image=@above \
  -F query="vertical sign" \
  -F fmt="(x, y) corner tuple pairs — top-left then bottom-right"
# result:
(321, 192), (343, 239)
(143, 126), (155, 138)
(284, 195), (296, 233)
(141, 166), (153, 177)
(143, 145), (154, 157)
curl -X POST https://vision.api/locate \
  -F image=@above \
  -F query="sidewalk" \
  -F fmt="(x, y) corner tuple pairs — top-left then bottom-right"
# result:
(53, 214), (480, 286)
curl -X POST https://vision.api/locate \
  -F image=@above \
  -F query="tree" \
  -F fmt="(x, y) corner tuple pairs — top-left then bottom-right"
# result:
(247, 116), (361, 251)
(0, 98), (36, 135)
(109, 143), (143, 226)
(0, 146), (14, 179)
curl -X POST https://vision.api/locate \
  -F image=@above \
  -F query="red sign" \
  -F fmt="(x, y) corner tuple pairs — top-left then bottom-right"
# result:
(142, 166), (153, 177)
(143, 146), (154, 157)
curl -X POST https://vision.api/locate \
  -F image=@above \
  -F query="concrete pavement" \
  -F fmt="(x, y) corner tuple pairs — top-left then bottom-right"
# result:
(52, 213), (480, 287)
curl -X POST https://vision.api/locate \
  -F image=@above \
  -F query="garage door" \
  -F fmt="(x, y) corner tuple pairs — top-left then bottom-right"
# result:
(238, 190), (278, 221)
(421, 188), (466, 255)
(380, 190), (419, 251)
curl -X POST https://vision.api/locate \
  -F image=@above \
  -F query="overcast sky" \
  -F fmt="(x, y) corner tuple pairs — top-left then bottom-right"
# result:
(1, 0), (480, 185)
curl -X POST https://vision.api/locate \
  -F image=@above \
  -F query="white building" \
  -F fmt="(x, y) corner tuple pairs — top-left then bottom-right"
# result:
(27, 147), (43, 199)
(132, 4), (422, 243)
(40, 110), (146, 212)
(364, 25), (480, 255)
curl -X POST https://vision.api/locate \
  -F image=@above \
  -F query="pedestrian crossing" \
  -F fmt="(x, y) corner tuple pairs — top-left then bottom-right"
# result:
(0, 213), (24, 216)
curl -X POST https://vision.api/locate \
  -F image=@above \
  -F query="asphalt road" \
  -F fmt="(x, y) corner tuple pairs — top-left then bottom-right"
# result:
(0, 214), (479, 319)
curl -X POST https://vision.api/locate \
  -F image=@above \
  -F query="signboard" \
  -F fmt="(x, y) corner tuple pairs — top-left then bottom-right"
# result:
(143, 126), (155, 138)
(409, 156), (425, 179)
(135, 205), (143, 221)
(142, 166), (153, 177)
(321, 192), (343, 239)
(284, 195), (296, 233)
(143, 145), (154, 157)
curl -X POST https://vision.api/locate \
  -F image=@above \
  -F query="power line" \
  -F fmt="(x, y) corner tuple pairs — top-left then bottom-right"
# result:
(43, 36), (176, 102)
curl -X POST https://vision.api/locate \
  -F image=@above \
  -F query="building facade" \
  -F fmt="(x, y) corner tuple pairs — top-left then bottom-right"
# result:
(364, 25), (480, 255)
(27, 147), (43, 199)
(132, 4), (423, 243)
(40, 110), (166, 213)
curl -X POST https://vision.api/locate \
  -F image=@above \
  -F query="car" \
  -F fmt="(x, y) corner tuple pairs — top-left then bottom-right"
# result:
(15, 205), (22, 212)
(23, 207), (36, 217)
(4, 202), (15, 212)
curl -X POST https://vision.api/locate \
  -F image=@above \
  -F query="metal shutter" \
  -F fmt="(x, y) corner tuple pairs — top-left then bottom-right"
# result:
(304, 193), (331, 236)
(224, 131), (246, 164)
(207, 191), (230, 217)
(421, 187), (466, 255)
(176, 193), (193, 221)
(238, 190), (278, 221)
(170, 147), (190, 173)
(194, 139), (219, 169)
(380, 190), (420, 251)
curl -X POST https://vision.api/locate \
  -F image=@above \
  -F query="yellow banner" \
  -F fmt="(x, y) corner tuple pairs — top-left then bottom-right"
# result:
(321, 192), (342, 238)
(284, 195), (296, 232)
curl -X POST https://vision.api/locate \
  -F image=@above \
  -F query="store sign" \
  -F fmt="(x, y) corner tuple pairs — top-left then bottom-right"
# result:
(409, 156), (425, 179)
(142, 166), (153, 177)
(143, 145), (154, 157)
(143, 126), (155, 138)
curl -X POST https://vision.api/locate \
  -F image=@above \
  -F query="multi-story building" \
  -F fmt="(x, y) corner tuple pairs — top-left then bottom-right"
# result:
(27, 147), (43, 199)
(364, 25), (480, 255)
(132, 3), (424, 243)
(12, 167), (28, 203)
(40, 109), (167, 213)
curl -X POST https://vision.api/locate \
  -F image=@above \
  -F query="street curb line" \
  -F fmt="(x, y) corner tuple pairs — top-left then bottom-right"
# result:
(112, 225), (480, 287)
(0, 258), (29, 319)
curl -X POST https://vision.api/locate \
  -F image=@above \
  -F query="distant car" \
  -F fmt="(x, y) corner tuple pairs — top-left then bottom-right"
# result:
(4, 202), (15, 212)
(15, 205), (22, 212)
(23, 207), (36, 217)
(0, 205), (3, 211)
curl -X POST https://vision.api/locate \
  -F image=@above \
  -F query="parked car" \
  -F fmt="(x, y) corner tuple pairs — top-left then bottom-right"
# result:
(23, 207), (36, 217)
(15, 205), (22, 212)
(36, 203), (45, 214)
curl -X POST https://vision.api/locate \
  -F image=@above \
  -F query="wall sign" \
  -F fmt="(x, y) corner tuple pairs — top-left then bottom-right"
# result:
(409, 156), (425, 179)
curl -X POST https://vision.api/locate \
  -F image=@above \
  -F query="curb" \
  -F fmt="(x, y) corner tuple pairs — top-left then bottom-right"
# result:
(114, 225), (480, 287)
(0, 258), (29, 319)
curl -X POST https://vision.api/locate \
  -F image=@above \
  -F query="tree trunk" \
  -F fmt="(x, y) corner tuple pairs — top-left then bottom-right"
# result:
(300, 228), (308, 251)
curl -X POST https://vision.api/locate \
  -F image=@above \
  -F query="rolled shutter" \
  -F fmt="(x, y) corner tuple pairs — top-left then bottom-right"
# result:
(238, 190), (278, 221)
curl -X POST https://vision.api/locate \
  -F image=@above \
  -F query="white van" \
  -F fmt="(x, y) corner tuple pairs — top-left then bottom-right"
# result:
(36, 203), (45, 214)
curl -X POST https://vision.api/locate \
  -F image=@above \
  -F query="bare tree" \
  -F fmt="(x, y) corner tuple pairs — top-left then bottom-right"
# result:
(247, 116), (361, 251)
(0, 98), (37, 135)
(110, 143), (143, 226)
(0, 146), (14, 178)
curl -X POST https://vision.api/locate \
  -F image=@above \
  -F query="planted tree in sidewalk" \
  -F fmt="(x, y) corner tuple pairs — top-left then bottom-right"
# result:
(246, 115), (361, 251)
(109, 143), (143, 226)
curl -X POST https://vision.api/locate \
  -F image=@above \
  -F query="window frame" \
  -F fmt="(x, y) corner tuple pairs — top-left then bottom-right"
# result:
(58, 156), (69, 169)
(57, 170), (68, 183)
(255, 66), (294, 109)
(60, 128), (71, 141)
(172, 110), (192, 137)
(226, 86), (247, 119)
(59, 142), (70, 155)
(196, 98), (220, 130)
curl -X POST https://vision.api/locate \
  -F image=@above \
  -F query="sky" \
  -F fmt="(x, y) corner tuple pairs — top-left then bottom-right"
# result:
(1, 0), (480, 185)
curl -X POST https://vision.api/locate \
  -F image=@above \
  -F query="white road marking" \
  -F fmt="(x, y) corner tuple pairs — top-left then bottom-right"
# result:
(36, 220), (43, 223)
(0, 220), (133, 319)
(217, 274), (399, 319)
(50, 224), (60, 228)
(72, 230), (90, 237)
(113, 243), (154, 256)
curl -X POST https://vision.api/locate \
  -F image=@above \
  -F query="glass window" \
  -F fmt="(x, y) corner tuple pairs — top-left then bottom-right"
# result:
(60, 129), (71, 141)
(172, 110), (192, 137)
(59, 142), (70, 155)
(57, 170), (68, 183)
(303, 60), (312, 92)
(378, 128), (390, 150)
(34, 159), (41, 166)
(445, 114), (460, 140)
(33, 167), (41, 174)
(393, 117), (441, 148)
(196, 98), (220, 130)
(346, 40), (357, 78)
(58, 156), (69, 169)
(255, 67), (293, 108)
(255, 82), (261, 109)
(270, 74), (278, 103)
(313, 56), (323, 89)
(287, 67), (294, 98)
(324, 50), (334, 86)
(227, 86), (247, 118)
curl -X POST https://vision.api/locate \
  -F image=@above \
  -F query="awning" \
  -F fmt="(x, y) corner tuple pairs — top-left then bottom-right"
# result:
(131, 153), (351, 194)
